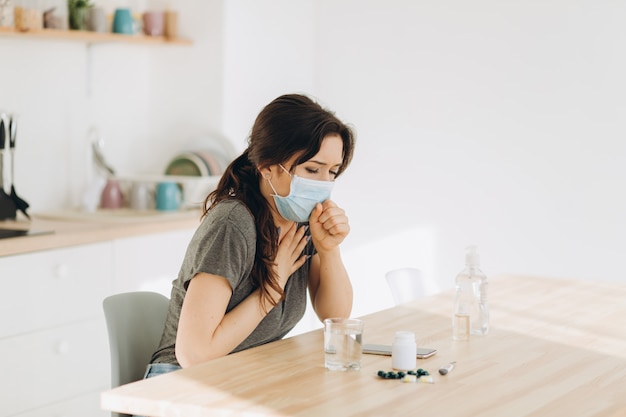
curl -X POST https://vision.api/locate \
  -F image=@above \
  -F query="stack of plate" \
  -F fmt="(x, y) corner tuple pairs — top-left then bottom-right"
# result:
(164, 150), (230, 177)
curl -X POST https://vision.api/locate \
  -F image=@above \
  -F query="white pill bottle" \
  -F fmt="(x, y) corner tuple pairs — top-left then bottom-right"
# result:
(392, 331), (416, 371)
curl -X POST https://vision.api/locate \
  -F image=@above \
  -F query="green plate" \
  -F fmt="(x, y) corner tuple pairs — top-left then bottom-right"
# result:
(165, 153), (210, 176)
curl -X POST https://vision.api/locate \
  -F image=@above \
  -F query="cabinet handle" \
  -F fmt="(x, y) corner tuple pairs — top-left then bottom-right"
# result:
(54, 264), (69, 279)
(56, 340), (71, 355)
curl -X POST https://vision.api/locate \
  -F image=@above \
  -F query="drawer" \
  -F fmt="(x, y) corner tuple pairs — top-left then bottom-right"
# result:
(0, 319), (110, 417)
(12, 391), (108, 417)
(0, 242), (114, 338)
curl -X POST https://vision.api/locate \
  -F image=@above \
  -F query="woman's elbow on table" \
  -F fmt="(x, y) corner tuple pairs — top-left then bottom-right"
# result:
(175, 340), (224, 368)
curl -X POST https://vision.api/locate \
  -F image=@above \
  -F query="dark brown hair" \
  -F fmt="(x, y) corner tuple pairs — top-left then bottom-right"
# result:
(203, 94), (355, 308)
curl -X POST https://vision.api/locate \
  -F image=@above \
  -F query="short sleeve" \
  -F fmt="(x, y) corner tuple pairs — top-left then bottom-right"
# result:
(181, 200), (257, 291)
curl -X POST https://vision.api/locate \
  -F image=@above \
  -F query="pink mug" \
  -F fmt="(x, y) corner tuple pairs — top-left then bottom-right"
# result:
(100, 179), (124, 209)
(142, 11), (164, 36)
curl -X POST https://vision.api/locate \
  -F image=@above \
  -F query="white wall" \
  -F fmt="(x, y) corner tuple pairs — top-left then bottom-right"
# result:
(222, 0), (626, 318)
(1, 1), (624, 322)
(0, 0), (224, 210)
(222, 0), (316, 151)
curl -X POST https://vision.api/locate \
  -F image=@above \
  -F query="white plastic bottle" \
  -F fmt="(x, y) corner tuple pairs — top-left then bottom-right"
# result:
(392, 331), (416, 370)
(452, 245), (489, 340)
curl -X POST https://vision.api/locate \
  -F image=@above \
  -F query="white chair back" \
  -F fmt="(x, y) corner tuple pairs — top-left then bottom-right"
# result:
(103, 291), (170, 417)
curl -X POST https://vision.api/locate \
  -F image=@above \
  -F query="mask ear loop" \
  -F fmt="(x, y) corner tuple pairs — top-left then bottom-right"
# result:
(266, 165), (292, 196)
(279, 164), (292, 176)
(265, 173), (279, 195)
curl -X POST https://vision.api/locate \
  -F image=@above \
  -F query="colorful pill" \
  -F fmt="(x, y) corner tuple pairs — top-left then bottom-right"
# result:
(402, 374), (417, 383)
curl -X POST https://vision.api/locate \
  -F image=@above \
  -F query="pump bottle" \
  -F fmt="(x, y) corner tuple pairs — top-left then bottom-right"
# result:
(452, 245), (489, 340)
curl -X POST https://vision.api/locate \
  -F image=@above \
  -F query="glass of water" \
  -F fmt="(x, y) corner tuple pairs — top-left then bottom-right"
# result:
(324, 318), (364, 371)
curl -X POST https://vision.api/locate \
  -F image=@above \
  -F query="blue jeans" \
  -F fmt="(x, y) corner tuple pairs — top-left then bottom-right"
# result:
(143, 362), (181, 379)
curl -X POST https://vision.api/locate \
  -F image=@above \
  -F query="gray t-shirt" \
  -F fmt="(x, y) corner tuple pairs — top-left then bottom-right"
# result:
(151, 199), (311, 365)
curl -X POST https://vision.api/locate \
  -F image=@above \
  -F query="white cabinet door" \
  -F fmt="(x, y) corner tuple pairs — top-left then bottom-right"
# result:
(0, 242), (113, 417)
(0, 228), (196, 417)
(0, 242), (114, 339)
(0, 319), (110, 417)
(112, 228), (196, 296)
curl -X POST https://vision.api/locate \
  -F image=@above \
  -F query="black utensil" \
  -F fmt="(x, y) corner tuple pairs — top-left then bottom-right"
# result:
(8, 115), (30, 219)
(0, 115), (17, 220)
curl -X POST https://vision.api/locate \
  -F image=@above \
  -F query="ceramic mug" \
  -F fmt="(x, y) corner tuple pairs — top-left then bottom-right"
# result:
(155, 182), (181, 211)
(87, 7), (108, 33)
(142, 11), (164, 36)
(129, 182), (154, 211)
(112, 8), (134, 34)
(100, 179), (124, 209)
(164, 10), (178, 38)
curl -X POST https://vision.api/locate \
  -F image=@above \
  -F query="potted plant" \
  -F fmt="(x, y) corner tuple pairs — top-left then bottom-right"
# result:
(68, 0), (92, 30)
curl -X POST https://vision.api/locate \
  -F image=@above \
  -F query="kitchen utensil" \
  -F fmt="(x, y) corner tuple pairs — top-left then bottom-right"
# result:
(8, 115), (30, 219)
(90, 128), (115, 176)
(0, 113), (17, 220)
(0, 228), (53, 239)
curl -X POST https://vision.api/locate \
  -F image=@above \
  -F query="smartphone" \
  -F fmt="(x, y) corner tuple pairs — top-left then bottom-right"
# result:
(362, 344), (437, 359)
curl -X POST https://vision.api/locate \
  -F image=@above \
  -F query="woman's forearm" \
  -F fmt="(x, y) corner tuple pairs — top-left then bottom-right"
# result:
(177, 284), (280, 367)
(312, 249), (353, 319)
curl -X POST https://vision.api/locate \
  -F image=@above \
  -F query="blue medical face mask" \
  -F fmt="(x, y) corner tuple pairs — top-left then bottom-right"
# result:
(267, 164), (335, 223)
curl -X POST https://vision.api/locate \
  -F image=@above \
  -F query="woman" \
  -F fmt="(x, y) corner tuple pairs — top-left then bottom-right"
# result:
(145, 93), (356, 378)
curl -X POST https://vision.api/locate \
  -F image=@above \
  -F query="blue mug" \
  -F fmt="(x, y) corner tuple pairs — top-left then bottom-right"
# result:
(112, 8), (135, 35)
(155, 182), (182, 211)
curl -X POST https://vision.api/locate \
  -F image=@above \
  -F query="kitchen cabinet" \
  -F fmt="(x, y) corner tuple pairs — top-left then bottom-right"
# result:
(0, 226), (196, 417)
(0, 241), (113, 417)
(0, 241), (114, 339)
(2, 321), (110, 417)
(0, 27), (192, 45)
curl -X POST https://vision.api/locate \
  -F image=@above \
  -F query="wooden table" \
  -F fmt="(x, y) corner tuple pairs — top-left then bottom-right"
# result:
(101, 275), (626, 416)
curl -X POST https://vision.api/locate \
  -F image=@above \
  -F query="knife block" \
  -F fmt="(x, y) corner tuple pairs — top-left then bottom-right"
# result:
(0, 196), (17, 220)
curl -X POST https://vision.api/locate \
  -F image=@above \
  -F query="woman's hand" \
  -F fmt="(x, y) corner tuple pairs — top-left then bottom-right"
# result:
(273, 222), (310, 289)
(308, 200), (349, 253)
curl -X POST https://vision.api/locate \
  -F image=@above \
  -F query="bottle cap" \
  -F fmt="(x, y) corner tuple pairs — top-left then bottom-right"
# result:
(465, 245), (480, 266)
(394, 331), (415, 342)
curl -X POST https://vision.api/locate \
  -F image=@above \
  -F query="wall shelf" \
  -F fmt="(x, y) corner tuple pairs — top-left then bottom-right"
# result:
(0, 27), (192, 45)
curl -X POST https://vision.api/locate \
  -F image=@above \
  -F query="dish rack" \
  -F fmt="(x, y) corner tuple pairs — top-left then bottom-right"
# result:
(112, 173), (221, 209)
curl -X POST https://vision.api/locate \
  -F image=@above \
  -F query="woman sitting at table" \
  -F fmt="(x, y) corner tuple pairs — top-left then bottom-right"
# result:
(145, 93), (356, 377)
